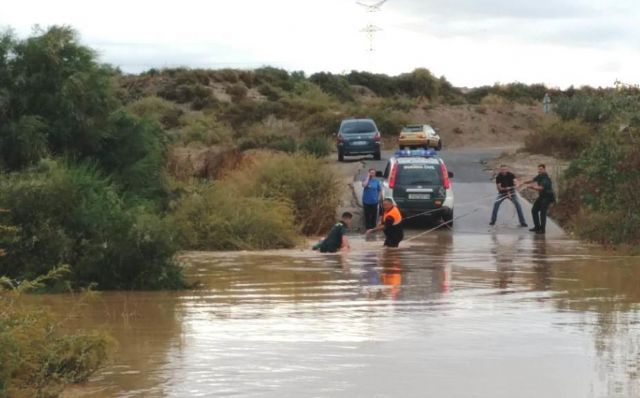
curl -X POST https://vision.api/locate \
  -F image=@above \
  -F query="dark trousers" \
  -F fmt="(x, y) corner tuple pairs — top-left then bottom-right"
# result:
(363, 203), (379, 230)
(532, 197), (552, 232)
(384, 227), (404, 248)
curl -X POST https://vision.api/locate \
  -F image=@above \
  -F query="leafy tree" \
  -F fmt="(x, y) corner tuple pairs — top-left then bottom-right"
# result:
(0, 26), (117, 165)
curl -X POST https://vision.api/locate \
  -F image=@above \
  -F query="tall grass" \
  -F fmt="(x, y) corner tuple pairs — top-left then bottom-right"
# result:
(228, 152), (342, 235)
(170, 151), (342, 250)
(171, 185), (299, 251)
(524, 120), (593, 159)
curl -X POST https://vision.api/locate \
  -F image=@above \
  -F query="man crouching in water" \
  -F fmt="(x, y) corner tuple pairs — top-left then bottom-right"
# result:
(365, 198), (404, 248)
(313, 212), (353, 253)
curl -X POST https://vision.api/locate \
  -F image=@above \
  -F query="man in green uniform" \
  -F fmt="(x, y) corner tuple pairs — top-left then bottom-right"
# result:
(313, 212), (353, 253)
(523, 164), (555, 234)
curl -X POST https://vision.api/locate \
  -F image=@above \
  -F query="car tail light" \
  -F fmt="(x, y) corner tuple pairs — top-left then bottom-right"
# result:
(374, 131), (381, 142)
(389, 164), (398, 188)
(440, 163), (451, 189)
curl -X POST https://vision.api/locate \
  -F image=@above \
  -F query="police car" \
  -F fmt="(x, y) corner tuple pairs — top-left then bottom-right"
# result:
(379, 149), (455, 226)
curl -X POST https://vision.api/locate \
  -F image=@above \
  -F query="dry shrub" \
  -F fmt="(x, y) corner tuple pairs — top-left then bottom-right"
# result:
(480, 93), (509, 106)
(524, 120), (593, 159)
(569, 209), (640, 246)
(126, 96), (184, 129)
(167, 147), (244, 181)
(227, 152), (342, 235)
(171, 186), (299, 250)
(226, 84), (248, 102)
(179, 113), (233, 146)
(0, 268), (112, 397)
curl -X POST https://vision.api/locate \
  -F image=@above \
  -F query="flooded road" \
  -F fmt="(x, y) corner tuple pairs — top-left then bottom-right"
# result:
(49, 149), (640, 397)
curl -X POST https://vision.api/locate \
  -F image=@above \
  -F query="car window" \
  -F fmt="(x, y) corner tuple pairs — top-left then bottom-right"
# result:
(396, 164), (443, 186)
(341, 121), (377, 134)
(402, 126), (423, 133)
(384, 162), (390, 178)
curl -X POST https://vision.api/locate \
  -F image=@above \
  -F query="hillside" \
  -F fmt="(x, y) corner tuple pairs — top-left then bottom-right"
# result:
(118, 68), (548, 178)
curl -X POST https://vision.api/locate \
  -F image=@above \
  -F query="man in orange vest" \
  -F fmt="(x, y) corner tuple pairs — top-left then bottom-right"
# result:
(365, 198), (404, 248)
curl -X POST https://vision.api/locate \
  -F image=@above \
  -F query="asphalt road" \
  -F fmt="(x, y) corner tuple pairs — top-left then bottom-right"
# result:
(351, 148), (565, 238)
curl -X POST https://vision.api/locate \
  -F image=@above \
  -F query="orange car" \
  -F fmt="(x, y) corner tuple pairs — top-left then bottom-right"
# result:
(398, 124), (442, 150)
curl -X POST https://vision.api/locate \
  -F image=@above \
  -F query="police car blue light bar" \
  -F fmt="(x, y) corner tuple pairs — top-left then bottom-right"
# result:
(394, 149), (438, 158)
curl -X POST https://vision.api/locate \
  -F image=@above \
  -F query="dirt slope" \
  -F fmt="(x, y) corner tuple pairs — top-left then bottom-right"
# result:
(410, 103), (546, 149)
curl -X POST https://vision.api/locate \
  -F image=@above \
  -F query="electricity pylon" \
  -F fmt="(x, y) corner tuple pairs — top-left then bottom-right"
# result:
(356, 0), (388, 12)
(361, 24), (382, 52)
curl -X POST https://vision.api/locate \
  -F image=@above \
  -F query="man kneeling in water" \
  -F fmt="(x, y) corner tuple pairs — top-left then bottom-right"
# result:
(312, 212), (353, 253)
(365, 198), (404, 248)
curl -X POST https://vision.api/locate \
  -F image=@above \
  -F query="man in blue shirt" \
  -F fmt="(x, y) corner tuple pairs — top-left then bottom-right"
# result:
(362, 168), (382, 230)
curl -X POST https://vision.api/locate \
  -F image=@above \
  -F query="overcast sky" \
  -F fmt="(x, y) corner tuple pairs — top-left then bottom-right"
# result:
(2, 0), (639, 88)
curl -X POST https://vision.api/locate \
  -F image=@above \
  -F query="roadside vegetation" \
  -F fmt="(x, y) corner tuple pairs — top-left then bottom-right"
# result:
(0, 265), (111, 397)
(524, 83), (640, 247)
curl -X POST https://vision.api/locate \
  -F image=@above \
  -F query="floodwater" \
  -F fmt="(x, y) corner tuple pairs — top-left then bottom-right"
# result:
(45, 230), (640, 398)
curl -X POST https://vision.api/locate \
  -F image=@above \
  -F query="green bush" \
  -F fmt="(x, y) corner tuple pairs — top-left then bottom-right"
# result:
(254, 67), (304, 92)
(257, 83), (284, 101)
(228, 152), (342, 235)
(466, 83), (549, 105)
(346, 70), (397, 97)
(524, 120), (593, 159)
(0, 161), (184, 289)
(0, 116), (49, 169)
(553, 110), (640, 246)
(97, 111), (170, 203)
(554, 95), (612, 124)
(0, 268), (111, 398)
(359, 106), (407, 136)
(171, 184), (299, 251)
(309, 72), (354, 102)
(299, 111), (344, 136)
(300, 136), (332, 157)
(397, 68), (440, 99)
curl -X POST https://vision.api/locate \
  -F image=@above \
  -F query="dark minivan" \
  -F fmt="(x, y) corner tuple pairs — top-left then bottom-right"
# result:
(336, 118), (381, 161)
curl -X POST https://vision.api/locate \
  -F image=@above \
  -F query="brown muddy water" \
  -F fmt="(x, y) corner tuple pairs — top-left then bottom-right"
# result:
(41, 231), (640, 397)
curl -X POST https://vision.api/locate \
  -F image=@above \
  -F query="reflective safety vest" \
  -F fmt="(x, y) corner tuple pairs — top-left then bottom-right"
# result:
(383, 206), (402, 225)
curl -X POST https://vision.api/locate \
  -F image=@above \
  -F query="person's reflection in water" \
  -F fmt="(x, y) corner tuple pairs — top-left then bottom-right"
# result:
(331, 251), (351, 275)
(491, 233), (524, 292)
(531, 234), (552, 291)
(380, 249), (403, 300)
(362, 251), (380, 286)
(430, 232), (453, 294)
